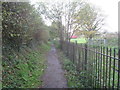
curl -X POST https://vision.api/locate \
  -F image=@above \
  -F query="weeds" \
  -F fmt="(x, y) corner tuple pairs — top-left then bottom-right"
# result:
(2, 43), (50, 88)
(58, 50), (87, 88)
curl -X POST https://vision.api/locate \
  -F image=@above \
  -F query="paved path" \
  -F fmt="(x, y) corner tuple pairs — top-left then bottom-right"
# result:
(42, 44), (67, 88)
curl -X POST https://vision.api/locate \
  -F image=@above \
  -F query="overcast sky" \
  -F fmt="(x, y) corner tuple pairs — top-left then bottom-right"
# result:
(31, 0), (119, 32)
(86, 0), (119, 32)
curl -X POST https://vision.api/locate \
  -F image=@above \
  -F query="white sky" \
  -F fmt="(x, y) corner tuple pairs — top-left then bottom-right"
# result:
(31, 0), (119, 32)
(86, 0), (119, 32)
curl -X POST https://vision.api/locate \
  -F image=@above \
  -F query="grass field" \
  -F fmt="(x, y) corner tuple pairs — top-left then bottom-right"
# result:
(70, 38), (87, 44)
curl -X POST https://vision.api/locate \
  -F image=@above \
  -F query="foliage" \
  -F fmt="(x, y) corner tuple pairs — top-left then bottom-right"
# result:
(49, 21), (59, 40)
(2, 2), (49, 51)
(38, 2), (64, 41)
(73, 3), (104, 40)
(37, 1), (104, 41)
(33, 29), (50, 45)
(64, 1), (83, 40)
(58, 50), (93, 88)
(1, 1), (106, 88)
(53, 40), (60, 49)
(2, 43), (50, 88)
(2, 2), (50, 88)
(106, 37), (118, 48)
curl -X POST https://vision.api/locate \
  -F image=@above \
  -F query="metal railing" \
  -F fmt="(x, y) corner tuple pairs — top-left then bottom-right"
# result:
(62, 40), (120, 88)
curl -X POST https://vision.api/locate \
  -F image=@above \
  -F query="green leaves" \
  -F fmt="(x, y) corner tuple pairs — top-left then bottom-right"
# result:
(2, 2), (51, 88)
(2, 43), (50, 88)
(2, 2), (49, 51)
(58, 50), (93, 88)
(10, 33), (20, 37)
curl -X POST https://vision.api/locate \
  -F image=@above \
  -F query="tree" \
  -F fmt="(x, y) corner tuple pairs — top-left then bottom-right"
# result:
(63, 1), (83, 41)
(2, 2), (51, 88)
(37, 1), (104, 42)
(37, 1), (83, 41)
(38, 2), (65, 48)
(49, 21), (59, 40)
(73, 3), (104, 41)
(2, 2), (50, 51)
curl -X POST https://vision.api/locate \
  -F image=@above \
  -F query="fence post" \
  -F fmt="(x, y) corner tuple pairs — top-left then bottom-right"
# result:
(84, 44), (88, 71)
(73, 42), (75, 64)
(77, 44), (81, 71)
(67, 40), (70, 56)
(68, 40), (71, 59)
(75, 41), (77, 45)
(75, 41), (77, 65)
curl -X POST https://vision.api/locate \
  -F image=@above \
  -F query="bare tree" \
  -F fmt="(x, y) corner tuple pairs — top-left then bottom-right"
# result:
(63, 1), (83, 41)
(38, 2), (64, 41)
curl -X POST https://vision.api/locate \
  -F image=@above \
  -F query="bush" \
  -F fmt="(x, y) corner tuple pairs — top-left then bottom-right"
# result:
(2, 43), (50, 88)
(2, 2), (51, 88)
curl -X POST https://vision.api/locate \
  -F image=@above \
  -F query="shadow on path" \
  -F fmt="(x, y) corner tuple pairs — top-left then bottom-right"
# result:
(42, 44), (68, 88)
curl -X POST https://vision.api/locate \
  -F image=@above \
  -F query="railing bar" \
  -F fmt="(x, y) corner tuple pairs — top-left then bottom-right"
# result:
(112, 48), (116, 88)
(100, 46), (103, 88)
(103, 47), (105, 88)
(64, 41), (119, 88)
(117, 49), (120, 88)
(105, 47), (108, 88)
(108, 48), (112, 88)
(94, 46), (96, 88)
(78, 46), (119, 60)
(91, 47), (94, 87)
(98, 46), (100, 87)
(96, 47), (98, 88)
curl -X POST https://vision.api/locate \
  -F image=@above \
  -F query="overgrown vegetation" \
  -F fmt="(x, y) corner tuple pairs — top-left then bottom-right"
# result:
(2, 2), (50, 50)
(58, 38), (119, 88)
(57, 49), (92, 88)
(1, 0), (118, 89)
(3, 43), (50, 88)
(2, 2), (50, 88)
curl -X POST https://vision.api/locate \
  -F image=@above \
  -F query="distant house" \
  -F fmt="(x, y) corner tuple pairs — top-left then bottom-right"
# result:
(70, 35), (78, 39)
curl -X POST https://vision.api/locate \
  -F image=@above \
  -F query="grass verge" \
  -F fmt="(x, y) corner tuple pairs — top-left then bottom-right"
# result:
(57, 50), (85, 88)
(2, 43), (50, 88)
